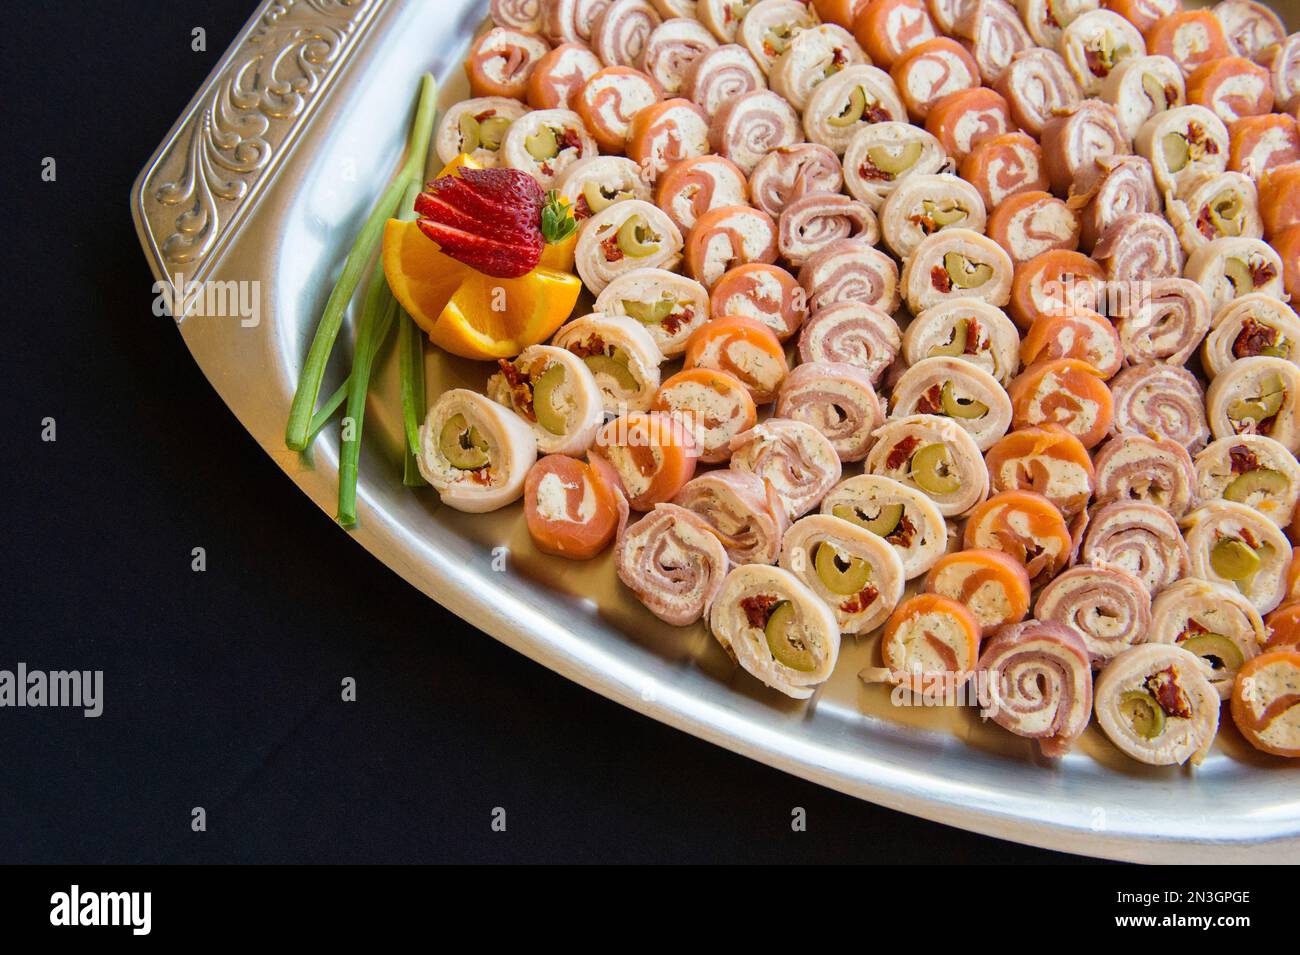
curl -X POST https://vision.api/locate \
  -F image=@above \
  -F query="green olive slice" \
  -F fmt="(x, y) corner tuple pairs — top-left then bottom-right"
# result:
(940, 381), (988, 419)
(1162, 132), (1190, 173)
(1179, 632), (1245, 672)
(622, 296), (676, 325)
(944, 252), (993, 289)
(813, 542), (872, 595)
(439, 413), (490, 470)
(458, 114), (481, 153)
(1211, 537), (1262, 581)
(832, 502), (903, 537)
(584, 351), (639, 392)
(911, 442), (961, 495)
(1208, 189), (1244, 237)
(1141, 72), (1169, 111)
(1228, 374), (1285, 425)
(1224, 256), (1254, 293)
(867, 141), (923, 175)
(929, 319), (969, 357)
(531, 364), (568, 435)
(764, 600), (817, 671)
(525, 126), (560, 161)
(1119, 689), (1166, 739)
(616, 215), (661, 257)
(922, 199), (967, 227)
(1224, 467), (1288, 502)
(480, 115), (510, 151)
(828, 86), (867, 127)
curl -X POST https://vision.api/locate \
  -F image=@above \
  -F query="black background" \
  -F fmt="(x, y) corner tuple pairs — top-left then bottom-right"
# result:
(0, 1), (1089, 864)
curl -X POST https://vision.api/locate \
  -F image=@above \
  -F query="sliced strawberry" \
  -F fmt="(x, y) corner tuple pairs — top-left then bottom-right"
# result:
(415, 167), (545, 278)
(417, 218), (542, 279)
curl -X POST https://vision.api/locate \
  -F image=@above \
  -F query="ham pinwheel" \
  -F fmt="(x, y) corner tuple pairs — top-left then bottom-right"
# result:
(1080, 500), (1191, 594)
(738, 0), (816, 74)
(492, 0), (544, 32)
(1070, 155), (1161, 254)
(889, 356), (1012, 451)
(1101, 0), (1176, 34)
(902, 229), (1014, 314)
(674, 469), (791, 564)
(1095, 644), (1221, 765)
(1260, 34), (1300, 115)
(487, 345), (605, 456)
(655, 155), (748, 234)
(626, 98), (712, 176)
(500, 107), (598, 187)
(1035, 563), (1152, 666)
(435, 97), (528, 168)
(799, 240), (902, 315)
(926, 0), (975, 35)
(466, 28), (552, 101)
(1020, 308), (1123, 379)
(1150, 578), (1264, 698)
(1202, 294), (1300, 378)
(1100, 54), (1186, 142)
(779, 514), (907, 633)
(730, 419), (843, 518)
(1205, 355), (1300, 452)
(963, 490), (1073, 586)
(865, 413), (989, 517)
(417, 389), (538, 513)
(1092, 431), (1196, 517)
(592, 411), (700, 510)
(822, 474), (949, 578)
(1112, 277), (1211, 367)
(641, 17), (719, 94)
(1185, 500), (1291, 613)
(771, 24), (869, 111)
(804, 65), (909, 154)
(925, 87), (1014, 161)
(615, 503), (728, 625)
(1040, 101), (1129, 198)
(862, 594), (982, 691)
(994, 48), (1082, 137)
(652, 368), (757, 462)
(711, 264), (807, 341)
(843, 123), (949, 209)
(777, 361), (885, 461)
(959, 133), (1049, 211)
(1059, 10), (1146, 97)
(891, 37), (982, 121)
(1136, 105), (1229, 198)
(1109, 363), (1211, 451)
(683, 43), (767, 116)
(1230, 649), (1300, 758)
(710, 90), (803, 174)
(555, 155), (652, 222)
(709, 564), (840, 699)
(594, 267), (710, 358)
(593, 0), (663, 68)
(1187, 55), (1274, 126)
(1009, 358), (1114, 449)
(879, 173), (987, 260)
(925, 549), (1031, 629)
(544, 0), (612, 44)
(1166, 170), (1263, 254)
(798, 302), (903, 385)
(953, 0), (1033, 84)
(1008, 249), (1106, 331)
(1018, 0), (1097, 48)
(1194, 434), (1300, 528)
(574, 199), (684, 293)
(986, 190), (1081, 266)
(1216, 0), (1285, 60)
(1147, 10), (1232, 77)
(978, 620), (1094, 756)
(684, 204), (780, 288)
(985, 425), (1095, 517)
(1091, 213), (1184, 285)
(684, 314), (789, 402)
(527, 44), (603, 109)
(778, 193), (880, 267)
(1228, 115), (1300, 181)
(750, 144), (844, 219)
(552, 313), (664, 412)
(1184, 238), (1284, 315)
(524, 454), (627, 559)
(902, 300), (1021, 386)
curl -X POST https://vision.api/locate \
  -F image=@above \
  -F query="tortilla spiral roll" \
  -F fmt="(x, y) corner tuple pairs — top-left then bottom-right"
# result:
(492, 0), (544, 31)
(1230, 649), (1300, 758)
(1069, 155), (1161, 254)
(900, 229), (1014, 314)
(1010, 359), (1115, 450)
(1102, 0), (1178, 34)
(1266, 600), (1300, 650)
(1109, 363), (1210, 451)
(435, 97), (528, 168)
(1035, 564), (1152, 666)
(1150, 577), (1264, 699)
(1111, 277), (1211, 367)
(822, 474), (948, 578)
(779, 514), (907, 633)
(1098, 54), (1186, 143)
(1166, 170), (1262, 255)
(864, 594), (982, 691)
(487, 345), (605, 456)
(1059, 10), (1147, 97)
(879, 173), (987, 261)
(865, 413), (988, 517)
(594, 267), (710, 358)
(854, 0), (938, 71)
(926, 0), (975, 34)
(730, 419), (844, 519)
(654, 155), (748, 234)
(684, 204), (779, 289)
(986, 426), (1093, 519)
(963, 491), (1073, 587)
(417, 389), (538, 513)
(1135, 105), (1229, 198)
(709, 564), (840, 699)
(710, 263), (808, 341)
(572, 66), (663, 153)
(641, 17), (718, 94)
(545, 0), (612, 44)
(615, 503), (728, 625)
(501, 107), (598, 187)
(750, 144), (844, 219)
(1186, 55), (1274, 126)
(843, 123), (949, 209)
(993, 48), (1082, 138)
(1255, 165), (1300, 240)
(593, 411), (701, 511)
(1150, 9), (1235, 74)
(524, 453), (627, 559)
(739, 0), (817, 74)
(890, 37), (981, 121)
(1092, 431), (1196, 517)
(593, 0), (663, 67)
(1091, 213), (1184, 285)
(1215, 0), (1284, 59)
(952, 0), (1033, 84)
(1184, 238), (1284, 318)
(771, 24), (869, 111)
(1260, 33), (1300, 115)
(626, 98), (712, 178)
(924, 549), (1030, 630)
(1206, 355), (1300, 453)
(1194, 434), (1300, 527)
(555, 155), (652, 222)
(466, 28), (552, 101)
(1017, 0), (1095, 47)
(978, 620), (1093, 756)
(1020, 308), (1123, 379)
(652, 368), (757, 462)
(798, 240), (900, 316)
(798, 302), (902, 385)
(1040, 100), (1130, 198)
(985, 190), (1081, 267)
(1008, 249), (1106, 331)
(1095, 643), (1221, 765)
(889, 356), (1012, 451)
(904, 301), (1021, 386)
(1185, 500), (1292, 614)
(552, 313), (664, 413)
(924, 87), (1013, 162)
(777, 361), (885, 462)
(1229, 116), (1300, 184)
(777, 193), (880, 268)
(574, 198), (684, 294)
(685, 314), (790, 403)
(1202, 293), (1300, 378)
(710, 89), (803, 175)
(803, 65), (908, 155)
(674, 469), (791, 564)
(1081, 500), (1190, 594)
(527, 44), (603, 110)
(683, 42), (767, 116)
(958, 133), (1049, 212)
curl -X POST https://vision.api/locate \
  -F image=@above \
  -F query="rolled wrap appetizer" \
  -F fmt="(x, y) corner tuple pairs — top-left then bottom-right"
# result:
(1259, 33), (1300, 115)
(491, 0), (544, 31)
(778, 193), (880, 268)
(1228, 115), (1300, 181)
(1020, 308), (1123, 379)
(854, 0), (938, 70)
(1194, 434), (1300, 528)
(709, 564), (840, 699)
(738, 0), (816, 74)
(435, 97), (528, 168)
(615, 503), (728, 625)
(1184, 238), (1284, 316)
(924, 87), (1013, 162)
(798, 302), (903, 385)
(711, 263), (807, 341)
(524, 454), (627, 559)
(879, 173), (987, 261)
(1092, 431), (1197, 518)
(501, 108), (598, 191)
(1205, 355), (1300, 453)
(1009, 358), (1114, 449)
(985, 425), (1095, 517)
(863, 594), (982, 691)
(685, 314), (789, 403)
(799, 240), (901, 316)
(730, 419), (843, 519)
(418, 389), (538, 513)
(958, 132), (1049, 211)
(900, 228), (1014, 314)
(527, 43), (603, 110)
(465, 27), (552, 101)
(674, 469), (791, 564)
(1215, 0), (1286, 60)
(902, 300), (1021, 386)
(1186, 55), (1274, 125)
(1091, 213), (1184, 285)
(1109, 363), (1211, 451)
(574, 198), (683, 294)
(1070, 155), (1162, 254)
(1230, 649), (1300, 758)
(641, 17), (719, 95)
(555, 156), (652, 223)
(1040, 100), (1130, 198)
(626, 98), (712, 178)
(822, 474), (949, 579)
(1136, 105), (1229, 198)
(544, 0), (611, 44)
(1150, 578), (1264, 698)
(804, 65), (908, 155)
(711, 89), (803, 175)
(985, 190), (1081, 266)
(750, 144), (844, 219)
(1165, 170), (1262, 255)
(1185, 499), (1291, 614)
(1008, 249), (1106, 331)
(779, 514), (907, 633)
(952, 0), (1033, 84)
(655, 154), (748, 234)
(864, 413), (989, 517)
(552, 313), (664, 413)
(925, 549), (1031, 630)
(926, 0), (974, 35)
(1145, 10), (1232, 77)
(1080, 499), (1191, 594)
(1102, 0), (1177, 34)
(963, 490), (1073, 587)
(653, 368), (756, 463)
(684, 42), (767, 116)
(1099, 54), (1186, 141)
(1035, 563), (1152, 666)
(592, 0), (663, 68)
(1111, 277), (1211, 367)
(594, 267), (710, 359)
(891, 37), (981, 121)
(994, 47), (1082, 138)
(487, 345), (605, 456)
(1058, 9), (1146, 97)
(1094, 644), (1220, 766)
(1266, 600), (1300, 650)
(592, 411), (700, 510)
(771, 23), (869, 111)
(889, 356), (1012, 451)
(843, 122), (949, 209)
(777, 361), (885, 462)
(1020, 0), (1098, 47)
(684, 204), (780, 288)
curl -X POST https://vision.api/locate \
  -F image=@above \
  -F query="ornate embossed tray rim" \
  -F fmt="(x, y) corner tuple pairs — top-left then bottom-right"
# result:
(131, 0), (1300, 862)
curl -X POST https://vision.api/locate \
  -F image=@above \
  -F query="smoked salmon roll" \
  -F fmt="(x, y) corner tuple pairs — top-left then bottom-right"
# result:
(738, 0), (817, 74)
(902, 300), (1021, 386)
(488, 345), (605, 456)
(843, 123), (949, 209)
(822, 473), (949, 578)
(1276, 225), (1300, 302)
(1230, 648), (1300, 757)
(853, 0), (938, 70)
(952, 0), (1033, 83)
(963, 490), (1073, 586)
(1070, 155), (1161, 254)
(900, 229), (1014, 314)
(652, 368), (757, 462)
(491, 0), (544, 31)
(684, 313), (789, 403)
(1150, 577), (1264, 697)
(730, 418), (843, 518)
(555, 155), (652, 222)
(573, 198), (684, 293)
(592, 411), (700, 510)
(524, 454), (627, 559)
(958, 133), (1049, 211)
(684, 204), (779, 288)
(641, 17), (719, 94)
(1035, 563), (1151, 665)
(749, 144), (844, 219)
(1136, 104), (1229, 198)
(1102, 0), (1179, 34)
(1258, 163), (1300, 239)
(1229, 115), (1300, 181)
(1186, 55), (1274, 125)
(1092, 430), (1196, 516)
(1215, 0), (1285, 60)
(552, 313), (663, 415)
(1184, 237), (1283, 316)
(863, 593), (982, 691)
(465, 27), (552, 101)
(500, 107), (598, 187)
(683, 42), (767, 116)
(924, 87), (1013, 162)
(527, 43), (603, 109)
(778, 193), (880, 268)
(799, 240), (901, 315)
(435, 97), (528, 168)
(626, 98), (712, 178)
(1109, 362), (1211, 451)
(1081, 499), (1190, 593)
(1040, 100), (1129, 198)
(1111, 277), (1211, 366)
(710, 263), (807, 341)
(978, 620), (1094, 756)
(771, 23), (869, 111)
(594, 267), (711, 358)
(1099, 54), (1186, 141)
(994, 48), (1083, 138)
(798, 302), (903, 384)
(674, 469), (791, 564)
(592, 0), (663, 67)
(1007, 249), (1105, 331)
(986, 191), (1081, 266)
(890, 37), (980, 122)
(417, 389), (538, 513)
(1185, 499), (1292, 613)
(654, 155), (748, 234)
(777, 362), (885, 462)
(1201, 293), (1300, 378)
(865, 413), (989, 517)
(1094, 643), (1220, 765)
(879, 173), (987, 260)
(779, 513), (907, 633)
(1059, 10), (1146, 96)
(1266, 599), (1300, 649)
(1194, 434), (1300, 527)
(814, 0), (872, 27)
(1020, 308), (1123, 378)
(1145, 9), (1232, 76)
(889, 356), (1012, 451)
(708, 563), (840, 699)
(985, 425), (1095, 517)
(710, 89), (803, 174)
(1206, 354), (1300, 453)
(803, 65), (909, 154)
(1091, 212), (1183, 284)
(1259, 33), (1300, 115)
(1008, 358), (1114, 449)
(925, 549), (1031, 629)
(615, 503), (728, 625)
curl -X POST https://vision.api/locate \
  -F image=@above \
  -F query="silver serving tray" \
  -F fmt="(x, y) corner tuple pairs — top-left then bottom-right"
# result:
(133, 0), (1300, 862)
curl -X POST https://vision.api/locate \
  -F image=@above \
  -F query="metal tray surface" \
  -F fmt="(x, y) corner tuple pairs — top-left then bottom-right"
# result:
(133, 0), (1300, 862)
